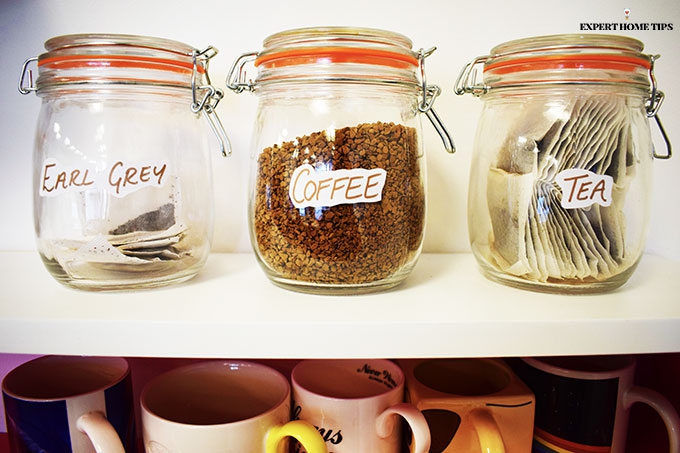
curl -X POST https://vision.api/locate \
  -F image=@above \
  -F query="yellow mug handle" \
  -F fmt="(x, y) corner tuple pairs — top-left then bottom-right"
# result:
(469, 409), (506, 453)
(266, 420), (328, 453)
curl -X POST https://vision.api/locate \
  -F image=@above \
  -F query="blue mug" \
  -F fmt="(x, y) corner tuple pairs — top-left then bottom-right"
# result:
(2, 355), (135, 452)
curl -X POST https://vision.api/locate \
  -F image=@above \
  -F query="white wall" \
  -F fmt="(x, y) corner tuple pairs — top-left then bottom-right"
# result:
(1, 0), (678, 260)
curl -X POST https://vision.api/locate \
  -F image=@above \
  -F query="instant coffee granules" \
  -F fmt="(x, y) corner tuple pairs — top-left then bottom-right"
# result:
(228, 26), (453, 293)
(253, 121), (425, 285)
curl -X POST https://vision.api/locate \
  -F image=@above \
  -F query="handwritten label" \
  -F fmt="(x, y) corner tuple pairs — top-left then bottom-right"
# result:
(40, 158), (168, 198)
(40, 158), (95, 196)
(555, 168), (613, 209)
(289, 164), (387, 209)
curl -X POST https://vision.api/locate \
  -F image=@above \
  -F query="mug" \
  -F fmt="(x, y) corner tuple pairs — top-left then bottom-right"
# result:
(291, 359), (431, 453)
(140, 360), (327, 453)
(508, 355), (680, 453)
(400, 358), (535, 453)
(2, 355), (135, 453)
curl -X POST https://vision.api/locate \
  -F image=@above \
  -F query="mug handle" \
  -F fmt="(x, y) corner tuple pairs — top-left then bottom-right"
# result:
(76, 411), (125, 453)
(624, 386), (680, 453)
(469, 409), (506, 453)
(265, 420), (328, 453)
(376, 402), (432, 453)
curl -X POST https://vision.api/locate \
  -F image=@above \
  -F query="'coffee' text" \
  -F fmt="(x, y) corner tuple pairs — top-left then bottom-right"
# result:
(289, 163), (386, 209)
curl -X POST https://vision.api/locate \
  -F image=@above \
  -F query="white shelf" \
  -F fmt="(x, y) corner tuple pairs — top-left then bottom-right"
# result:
(1, 251), (679, 359)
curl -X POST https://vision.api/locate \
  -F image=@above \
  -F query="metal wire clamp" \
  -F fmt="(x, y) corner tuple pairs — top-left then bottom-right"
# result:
(192, 47), (232, 157)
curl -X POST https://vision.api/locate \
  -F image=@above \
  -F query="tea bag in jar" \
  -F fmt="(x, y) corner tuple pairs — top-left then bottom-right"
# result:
(486, 101), (569, 277)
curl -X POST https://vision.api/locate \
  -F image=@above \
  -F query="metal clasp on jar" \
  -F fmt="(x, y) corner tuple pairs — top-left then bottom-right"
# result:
(225, 51), (258, 94)
(646, 54), (671, 160)
(18, 57), (38, 94)
(226, 49), (456, 154)
(192, 46), (232, 157)
(19, 47), (232, 158)
(453, 55), (490, 97)
(454, 53), (672, 160)
(418, 47), (456, 154)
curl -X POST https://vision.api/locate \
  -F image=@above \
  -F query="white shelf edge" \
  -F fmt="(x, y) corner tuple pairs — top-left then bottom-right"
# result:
(1, 251), (679, 359)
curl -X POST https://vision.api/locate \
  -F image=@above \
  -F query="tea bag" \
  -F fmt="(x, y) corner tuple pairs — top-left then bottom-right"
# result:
(486, 94), (637, 283)
(529, 184), (563, 281)
(487, 167), (534, 275)
(486, 102), (559, 276)
(106, 203), (187, 261)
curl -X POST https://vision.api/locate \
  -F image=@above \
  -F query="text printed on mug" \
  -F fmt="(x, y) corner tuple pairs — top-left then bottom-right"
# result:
(356, 363), (397, 389)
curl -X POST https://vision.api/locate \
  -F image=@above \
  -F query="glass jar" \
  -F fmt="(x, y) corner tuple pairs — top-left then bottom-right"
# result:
(19, 34), (231, 291)
(455, 34), (671, 294)
(227, 26), (454, 295)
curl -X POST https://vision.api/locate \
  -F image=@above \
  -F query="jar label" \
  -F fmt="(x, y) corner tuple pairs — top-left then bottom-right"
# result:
(555, 168), (613, 209)
(288, 163), (387, 208)
(40, 157), (169, 198)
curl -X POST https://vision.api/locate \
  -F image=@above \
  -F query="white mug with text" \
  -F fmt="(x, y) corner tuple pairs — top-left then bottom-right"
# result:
(291, 359), (431, 453)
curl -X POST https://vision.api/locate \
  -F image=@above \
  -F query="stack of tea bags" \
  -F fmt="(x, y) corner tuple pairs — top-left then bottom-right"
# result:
(487, 95), (636, 283)
(58, 202), (188, 278)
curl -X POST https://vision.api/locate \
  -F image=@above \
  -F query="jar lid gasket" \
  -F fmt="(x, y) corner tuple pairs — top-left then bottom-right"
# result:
(484, 34), (651, 77)
(460, 34), (656, 92)
(255, 26), (419, 70)
(485, 53), (651, 75)
(255, 47), (418, 70)
(38, 54), (205, 75)
(34, 33), (204, 92)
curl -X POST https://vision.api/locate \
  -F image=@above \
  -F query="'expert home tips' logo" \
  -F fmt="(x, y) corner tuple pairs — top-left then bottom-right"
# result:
(580, 8), (673, 31)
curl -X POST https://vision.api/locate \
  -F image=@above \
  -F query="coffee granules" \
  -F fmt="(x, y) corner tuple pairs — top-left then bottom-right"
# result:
(253, 121), (425, 284)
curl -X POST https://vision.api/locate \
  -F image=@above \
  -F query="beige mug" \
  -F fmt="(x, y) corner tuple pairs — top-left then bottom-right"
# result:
(400, 358), (536, 453)
(141, 360), (327, 453)
(291, 359), (431, 453)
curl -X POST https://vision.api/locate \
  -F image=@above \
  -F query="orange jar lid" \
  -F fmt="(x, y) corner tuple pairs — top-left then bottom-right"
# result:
(456, 34), (655, 95)
(33, 34), (208, 92)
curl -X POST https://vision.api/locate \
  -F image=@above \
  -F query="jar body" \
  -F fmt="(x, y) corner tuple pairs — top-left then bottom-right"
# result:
(250, 82), (426, 294)
(34, 88), (214, 290)
(468, 86), (653, 293)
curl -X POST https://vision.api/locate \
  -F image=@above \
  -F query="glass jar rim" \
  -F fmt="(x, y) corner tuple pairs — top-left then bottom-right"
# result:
(484, 33), (651, 75)
(34, 33), (205, 91)
(254, 26), (419, 70)
(471, 33), (655, 92)
(489, 33), (645, 56)
(43, 33), (197, 55)
(261, 26), (414, 53)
